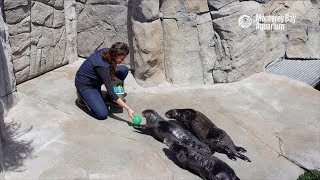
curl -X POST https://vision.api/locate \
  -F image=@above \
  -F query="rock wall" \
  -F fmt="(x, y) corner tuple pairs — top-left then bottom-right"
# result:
(0, 4), (16, 173)
(65, 0), (78, 64)
(129, 0), (165, 87)
(3, 0), (78, 84)
(76, 0), (129, 58)
(3, 0), (319, 86)
(130, 0), (320, 86)
(211, 0), (320, 83)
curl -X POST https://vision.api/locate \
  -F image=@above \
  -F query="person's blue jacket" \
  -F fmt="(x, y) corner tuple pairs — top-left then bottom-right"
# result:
(75, 48), (110, 88)
(75, 48), (120, 101)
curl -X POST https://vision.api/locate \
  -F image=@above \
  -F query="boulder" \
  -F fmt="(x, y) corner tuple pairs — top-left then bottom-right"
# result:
(162, 16), (203, 84)
(0, 8), (16, 174)
(284, 1), (320, 59)
(4, 0), (68, 84)
(3, 0), (319, 87)
(0, 8), (16, 102)
(211, 1), (268, 82)
(76, 1), (129, 57)
(160, 1), (208, 85)
(131, 0), (159, 22)
(64, 0), (78, 64)
(131, 19), (165, 87)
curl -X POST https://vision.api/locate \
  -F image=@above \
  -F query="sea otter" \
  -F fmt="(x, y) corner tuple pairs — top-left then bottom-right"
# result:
(165, 108), (251, 162)
(133, 109), (213, 154)
(165, 136), (240, 180)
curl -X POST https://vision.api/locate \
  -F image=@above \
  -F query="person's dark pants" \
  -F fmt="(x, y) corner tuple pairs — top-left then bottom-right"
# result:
(78, 65), (128, 120)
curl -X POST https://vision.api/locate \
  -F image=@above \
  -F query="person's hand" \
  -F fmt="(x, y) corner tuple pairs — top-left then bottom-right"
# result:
(112, 76), (120, 81)
(127, 108), (135, 119)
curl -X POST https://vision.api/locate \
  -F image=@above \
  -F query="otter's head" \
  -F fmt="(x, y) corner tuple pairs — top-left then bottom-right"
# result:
(142, 109), (162, 125)
(165, 109), (197, 125)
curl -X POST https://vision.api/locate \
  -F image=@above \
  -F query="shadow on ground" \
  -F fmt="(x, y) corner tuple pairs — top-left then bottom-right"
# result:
(163, 148), (200, 177)
(2, 121), (34, 172)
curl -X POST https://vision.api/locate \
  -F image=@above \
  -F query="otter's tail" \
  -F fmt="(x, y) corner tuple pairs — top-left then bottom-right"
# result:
(236, 152), (251, 162)
(235, 146), (247, 153)
(235, 176), (241, 180)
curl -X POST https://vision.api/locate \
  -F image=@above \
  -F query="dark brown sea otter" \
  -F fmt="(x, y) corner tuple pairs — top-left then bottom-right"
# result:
(165, 108), (251, 162)
(165, 136), (240, 180)
(133, 109), (213, 155)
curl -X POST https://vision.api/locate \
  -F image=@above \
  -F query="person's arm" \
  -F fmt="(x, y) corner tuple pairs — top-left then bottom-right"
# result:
(95, 66), (135, 119)
(95, 66), (118, 100)
(115, 98), (134, 119)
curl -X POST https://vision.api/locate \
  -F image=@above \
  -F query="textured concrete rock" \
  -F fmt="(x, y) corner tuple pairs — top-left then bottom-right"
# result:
(159, 1), (207, 84)
(130, 0), (213, 86)
(132, 0), (159, 22)
(162, 17), (203, 84)
(0, 7), (16, 174)
(185, 0), (209, 13)
(39, 164), (88, 180)
(6, 15), (30, 36)
(32, 1), (54, 27)
(76, 0), (129, 57)
(35, 0), (64, 9)
(131, 0), (319, 86)
(3, 0), (319, 88)
(12, 56), (30, 72)
(64, 0), (78, 63)
(197, 19), (216, 84)
(4, 0), (68, 84)
(3, 0), (29, 10)
(131, 19), (165, 87)
(29, 25), (67, 77)
(211, 1), (267, 82)
(159, 0), (180, 17)
(208, 0), (237, 10)
(0, 8), (16, 117)
(129, 0), (164, 87)
(210, 0), (320, 83)
(9, 32), (30, 54)
(3, 4), (30, 24)
(284, 1), (320, 59)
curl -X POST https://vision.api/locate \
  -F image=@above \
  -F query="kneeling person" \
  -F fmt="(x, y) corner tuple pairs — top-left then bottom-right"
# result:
(75, 42), (134, 120)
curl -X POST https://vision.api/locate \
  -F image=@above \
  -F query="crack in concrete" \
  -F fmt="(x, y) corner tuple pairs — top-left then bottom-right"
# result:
(207, 102), (278, 149)
(276, 135), (285, 155)
(275, 136), (309, 171)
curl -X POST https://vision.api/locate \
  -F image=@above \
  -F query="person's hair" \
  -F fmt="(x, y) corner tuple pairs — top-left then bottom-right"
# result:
(102, 42), (129, 79)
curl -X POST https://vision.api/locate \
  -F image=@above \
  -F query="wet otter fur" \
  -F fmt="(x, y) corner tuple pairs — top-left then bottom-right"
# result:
(133, 109), (213, 154)
(165, 108), (251, 162)
(165, 136), (240, 180)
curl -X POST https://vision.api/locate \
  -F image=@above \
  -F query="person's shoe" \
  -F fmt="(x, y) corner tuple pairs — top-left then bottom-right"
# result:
(76, 91), (87, 109)
(76, 98), (87, 108)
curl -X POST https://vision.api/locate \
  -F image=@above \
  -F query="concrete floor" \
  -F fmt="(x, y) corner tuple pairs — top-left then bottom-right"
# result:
(2, 59), (320, 180)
